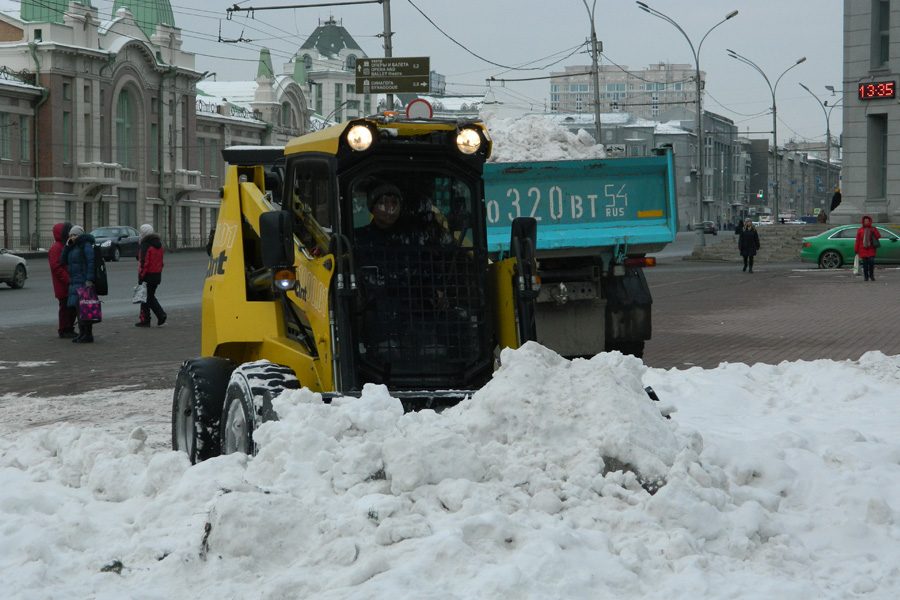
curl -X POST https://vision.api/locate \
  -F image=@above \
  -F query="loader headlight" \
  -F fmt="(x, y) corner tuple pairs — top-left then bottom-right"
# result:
(346, 125), (374, 151)
(274, 268), (296, 291)
(456, 128), (482, 155)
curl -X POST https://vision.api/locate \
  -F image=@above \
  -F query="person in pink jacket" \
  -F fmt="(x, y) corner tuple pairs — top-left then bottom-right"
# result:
(854, 215), (881, 282)
(48, 222), (77, 338)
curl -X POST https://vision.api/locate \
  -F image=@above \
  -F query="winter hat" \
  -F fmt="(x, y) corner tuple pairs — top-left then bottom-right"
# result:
(69, 225), (84, 237)
(368, 183), (403, 211)
(139, 224), (154, 238)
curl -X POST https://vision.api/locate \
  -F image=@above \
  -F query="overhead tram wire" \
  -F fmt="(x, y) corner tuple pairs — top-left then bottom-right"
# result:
(10, 0), (307, 66)
(404, 0), (582, 73)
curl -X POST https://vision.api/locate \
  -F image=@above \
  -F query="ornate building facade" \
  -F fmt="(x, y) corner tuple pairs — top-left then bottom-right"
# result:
(0, 0), (309, 251)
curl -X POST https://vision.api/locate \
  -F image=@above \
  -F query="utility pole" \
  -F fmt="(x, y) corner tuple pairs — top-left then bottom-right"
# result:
(636, 2), (738, 245)
(383, 0), (393, 111)
(583, 0), (603, 145)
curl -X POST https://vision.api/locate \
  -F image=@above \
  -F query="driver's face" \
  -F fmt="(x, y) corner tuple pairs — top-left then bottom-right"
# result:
(372, 194), (402, 228)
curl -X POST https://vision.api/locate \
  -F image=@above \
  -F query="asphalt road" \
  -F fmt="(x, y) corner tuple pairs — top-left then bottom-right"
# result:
(1, 244), (897, 397)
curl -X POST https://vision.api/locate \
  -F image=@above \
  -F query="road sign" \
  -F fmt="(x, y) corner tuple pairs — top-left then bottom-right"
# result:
(356, 57), (430, 94)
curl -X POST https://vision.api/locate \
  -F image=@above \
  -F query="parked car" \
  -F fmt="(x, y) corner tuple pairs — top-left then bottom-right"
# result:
(693, 221), (718, 235)
(90, 226), (140, 261)
(0, 248), (28, 289)
(800, 224), (900, 268)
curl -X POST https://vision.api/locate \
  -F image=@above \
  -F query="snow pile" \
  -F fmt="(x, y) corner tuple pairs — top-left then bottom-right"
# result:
(481, 110), (607, 163)
(2, 348), (900, 598)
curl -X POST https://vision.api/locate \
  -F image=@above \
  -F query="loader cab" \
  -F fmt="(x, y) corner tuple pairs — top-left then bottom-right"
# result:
(278, 117), (497, 395)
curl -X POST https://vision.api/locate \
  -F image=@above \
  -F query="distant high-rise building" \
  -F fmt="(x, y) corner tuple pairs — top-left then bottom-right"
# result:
(550, 63), (700, 121)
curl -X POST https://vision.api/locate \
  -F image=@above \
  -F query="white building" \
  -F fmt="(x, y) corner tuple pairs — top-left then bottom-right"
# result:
(835, 0), (900, 223)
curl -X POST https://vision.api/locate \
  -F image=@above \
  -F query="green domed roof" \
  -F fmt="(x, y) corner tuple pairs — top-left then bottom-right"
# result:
(112, 0), (175, 38)
(22, 0), (92, 24)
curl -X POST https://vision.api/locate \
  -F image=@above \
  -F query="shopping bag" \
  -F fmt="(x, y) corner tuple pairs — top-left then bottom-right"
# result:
(852, 254), (860, 276)
(132, 282), (148, 304)
(77, 285), (103, 323)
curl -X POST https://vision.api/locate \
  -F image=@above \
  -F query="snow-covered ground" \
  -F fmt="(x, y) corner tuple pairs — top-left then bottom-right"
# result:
(2, 345), (898, 599)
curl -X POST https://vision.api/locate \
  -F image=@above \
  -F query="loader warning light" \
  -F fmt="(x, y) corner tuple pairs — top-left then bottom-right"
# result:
(274, 268), (296, 291)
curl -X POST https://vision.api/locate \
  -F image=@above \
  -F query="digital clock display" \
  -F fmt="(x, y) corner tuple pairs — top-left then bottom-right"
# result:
(858, 81), (896, 100)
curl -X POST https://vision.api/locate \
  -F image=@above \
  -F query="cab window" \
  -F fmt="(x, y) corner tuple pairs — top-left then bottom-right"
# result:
(288, 160), (333, 253)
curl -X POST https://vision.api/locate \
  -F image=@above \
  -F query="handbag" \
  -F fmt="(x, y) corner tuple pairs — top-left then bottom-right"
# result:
(132, 281), (148, 304)
(77, 285), (103, 323)
(852, 254), (860, 276)
(871, 236), (880, 249)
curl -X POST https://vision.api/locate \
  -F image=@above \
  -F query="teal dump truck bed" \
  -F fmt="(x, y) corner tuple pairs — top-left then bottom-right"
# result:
(484, 150), (677, 255)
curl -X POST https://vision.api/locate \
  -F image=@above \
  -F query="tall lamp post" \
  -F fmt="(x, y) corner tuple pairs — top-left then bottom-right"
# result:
(727, 50), (806, 223)
(636, 2), (737, 245)
(582, 0), (603, 146)
(798, 83), (843, 214)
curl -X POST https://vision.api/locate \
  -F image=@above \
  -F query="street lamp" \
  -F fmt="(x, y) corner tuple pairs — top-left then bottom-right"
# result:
(727, 50), (806, 224)
(582, 0), (603, 146)
(636, 2), (737, 245)
(799, 83), (843, 214)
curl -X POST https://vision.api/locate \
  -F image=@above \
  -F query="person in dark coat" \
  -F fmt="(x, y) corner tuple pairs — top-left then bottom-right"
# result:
(135, 224), (167, 327)
(60, 225), (97, 343)
(738, 218), (761, 273)
(830, 187), (842, 212)
(49, 222), (77, 338)
(854, 215), (881, 282)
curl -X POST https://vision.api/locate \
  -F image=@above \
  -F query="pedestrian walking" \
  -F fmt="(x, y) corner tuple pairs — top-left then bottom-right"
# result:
(49, 222), (77, 338)
(854, 215), (881, 282)
(60, 225), (98, 343)
(738, 218), (760, 273)
(135, 224), (167, 327)
(830, 187), (842, 212)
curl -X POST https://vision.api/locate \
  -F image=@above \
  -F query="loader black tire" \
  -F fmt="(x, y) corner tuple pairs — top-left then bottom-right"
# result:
(220, 361), (300, 457)
(172, 357), (237, 464)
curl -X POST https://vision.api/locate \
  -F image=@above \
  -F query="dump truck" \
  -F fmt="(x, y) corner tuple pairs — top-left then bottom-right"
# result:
(484, 149), (678, 358)
(172, 116), (540, 463)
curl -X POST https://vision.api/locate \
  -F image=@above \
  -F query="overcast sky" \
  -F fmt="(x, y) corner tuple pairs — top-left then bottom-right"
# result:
(1, 0), (844, 143)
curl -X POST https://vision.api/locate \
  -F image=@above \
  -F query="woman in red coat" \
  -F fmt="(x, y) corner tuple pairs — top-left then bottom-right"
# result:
(854, 215), (881, 281)
(135, 224), (167, 327)
(48, 222), (77, 338)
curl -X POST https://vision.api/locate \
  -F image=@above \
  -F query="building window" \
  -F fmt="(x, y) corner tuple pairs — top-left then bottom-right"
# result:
(116, 90), (134, 167)
(873, 0), (891, 66)
(181, 205), (191, 246)
(281, 101), (292, 127)
(315, 83), (323, 115)
(84, 84), (91, 103)
(62, 112), (72, 164)
(65, 200), (76, 223)
(83, 113), (92, 162)
(19, 115), (29, 161)
(118, 188), (137, 227)
(0, 112), (10, 159)
(334, 83), (343, 122)
(98, 200), (109, 227)
(63, 82), (71, 101)
(346, 55), (357, 70)
(150, 123), (159, 172)
(867, 113), (887, 198)
(303, 54), (312, 70)
(18, 199), (31, 247)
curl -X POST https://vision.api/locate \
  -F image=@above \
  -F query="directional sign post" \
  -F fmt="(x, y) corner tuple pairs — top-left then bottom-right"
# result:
(356, 57), (430, 94)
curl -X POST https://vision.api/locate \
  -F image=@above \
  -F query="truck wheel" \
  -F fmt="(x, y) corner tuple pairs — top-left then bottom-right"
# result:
(606, 341), (645, 358)
(220, 361), (299, 456)
(172, 357), (236, 464)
